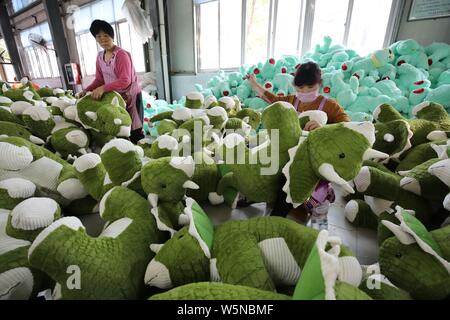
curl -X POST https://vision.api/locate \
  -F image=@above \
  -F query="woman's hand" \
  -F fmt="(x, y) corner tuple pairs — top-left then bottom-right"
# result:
(304, 120), (322, 131)
(76, 90), (87, 98)
(91, 86), (105, 100)
(244, 73), (258, 86)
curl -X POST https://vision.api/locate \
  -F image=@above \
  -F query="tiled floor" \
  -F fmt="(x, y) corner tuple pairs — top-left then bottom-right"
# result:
(80, 199), (379, 265)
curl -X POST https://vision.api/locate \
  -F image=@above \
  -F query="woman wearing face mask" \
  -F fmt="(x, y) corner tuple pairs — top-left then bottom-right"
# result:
(245, 61), (349, 128)
(78, 19), (144, 144)
(245, 61), (349, 228)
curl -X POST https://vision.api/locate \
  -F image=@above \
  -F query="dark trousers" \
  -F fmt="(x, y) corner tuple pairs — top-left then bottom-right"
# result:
(270, 176), (292, 217)
(130, 92), (145, 144)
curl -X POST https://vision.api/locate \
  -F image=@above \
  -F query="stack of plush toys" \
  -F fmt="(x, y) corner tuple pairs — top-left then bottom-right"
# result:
(1, 68), (449, 300)
(182, 37), (450, 124)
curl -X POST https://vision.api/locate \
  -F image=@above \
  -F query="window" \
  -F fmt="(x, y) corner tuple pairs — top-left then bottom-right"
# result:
(19, 22), (60, 79)
(0, 38), (16, 82)
(9, 0), (36, 13)
(195, 0), (399, 72)
(73, 0), (146, 76)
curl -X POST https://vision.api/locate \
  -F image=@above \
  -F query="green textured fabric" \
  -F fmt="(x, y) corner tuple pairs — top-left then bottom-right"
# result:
(397, 140), (448, 172)
(21, 111), (55, 140)
(0, 121), (44, 144)
(157, 119), (178, 135)
(377, 211), (400, 245)
(76, 92), (131, 137)
(236, 108), (261, 130)
(187, 152), (220, 203)
(402, 211), (442, 255)
(191, 201), (214, 251)
(0, 136), (85, 200)
(149, 282), (291, 300)
(100, 147), (142, 186)
(0, 107), (23, 124)
(359, 277), (411, 300)
(29, 187), (167, 299)
(379, 225), (450, 300)
(346, 199), (379, 230)
(399, 158), (448, 201)
(355, 166), (431, 224)
(286, 123), (370, 205)
(50, 127), (90, 158)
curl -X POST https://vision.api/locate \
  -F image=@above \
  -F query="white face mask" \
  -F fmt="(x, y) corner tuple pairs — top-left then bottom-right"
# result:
(296, 89), (320, 103)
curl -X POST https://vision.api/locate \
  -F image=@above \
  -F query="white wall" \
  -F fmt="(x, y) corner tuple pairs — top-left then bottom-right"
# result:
(396, 0), (450, 45)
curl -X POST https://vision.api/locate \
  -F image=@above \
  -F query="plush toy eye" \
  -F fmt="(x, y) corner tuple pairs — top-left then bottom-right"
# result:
(161, 183), (167, 189)
(339, 153), (346, 159)
(395, 252), (402, 259)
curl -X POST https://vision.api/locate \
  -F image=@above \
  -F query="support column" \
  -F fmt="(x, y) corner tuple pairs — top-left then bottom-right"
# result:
(0, 2), (24, 80)
(42, 0), (73, 90)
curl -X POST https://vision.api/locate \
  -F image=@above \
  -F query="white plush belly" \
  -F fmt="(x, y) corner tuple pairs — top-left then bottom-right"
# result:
(258, 237), (301, 286)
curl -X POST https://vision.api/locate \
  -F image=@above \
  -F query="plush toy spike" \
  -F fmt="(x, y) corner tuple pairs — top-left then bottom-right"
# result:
(428, 158), (450, 210)
(149, 282), (291, 300)
(21, 106), (55, 140)
(185, 92), (204, 109)
(28, 187), (166, 299)
(73, 153), (111, 201)
(344, 199), (379, 230)
(50, 127), (90, 158)
(379, 208), (450, 299)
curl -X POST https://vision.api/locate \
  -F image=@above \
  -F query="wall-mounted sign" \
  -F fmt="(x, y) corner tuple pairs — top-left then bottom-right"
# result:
(408, 0), (450, 21)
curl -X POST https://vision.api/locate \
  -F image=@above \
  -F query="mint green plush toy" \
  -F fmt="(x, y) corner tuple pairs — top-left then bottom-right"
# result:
(408, 84), (450, 110)
(145, 202), (363, 294)
(28, 186), (166, 299)
(391, 39), (429, 70)
(0, 193), (60, 300)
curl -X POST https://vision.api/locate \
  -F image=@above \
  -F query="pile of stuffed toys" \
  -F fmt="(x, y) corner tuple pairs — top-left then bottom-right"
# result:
(186, 37), (450, 123)
(1, 37), (449, 300)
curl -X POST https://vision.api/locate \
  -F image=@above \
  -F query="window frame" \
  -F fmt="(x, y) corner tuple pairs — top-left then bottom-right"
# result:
(73, 0), (148, 76)
(193, 0), (404, 73)
(19, 22), (60, 79)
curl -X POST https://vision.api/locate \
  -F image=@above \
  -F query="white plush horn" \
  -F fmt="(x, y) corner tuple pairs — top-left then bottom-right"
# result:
(178, 213), (190, 225)
(23, 91), (34, 101)
(84, 111), (97, 121)
(318, 163), (355, 194)
(381, 220), (416, 245)
(148, 193), (158, 209)
(2, 83), (9, 92)
(182, 180), (199, 190)
(363, 148), (389, 161)
(344, 122), (376, 145)
(29, 135), (45, 145)
(150, 244), (164, 254)
(242, 116), (250, 124)
(111, 96), (119, 106)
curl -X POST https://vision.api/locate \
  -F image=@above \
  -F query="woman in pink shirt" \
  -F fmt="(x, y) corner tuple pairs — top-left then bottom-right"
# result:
(79, 20), (144, 144)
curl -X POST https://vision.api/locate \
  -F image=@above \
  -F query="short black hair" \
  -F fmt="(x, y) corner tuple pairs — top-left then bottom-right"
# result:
(293, 61), (322, 87)
(90, 20), (114, 39)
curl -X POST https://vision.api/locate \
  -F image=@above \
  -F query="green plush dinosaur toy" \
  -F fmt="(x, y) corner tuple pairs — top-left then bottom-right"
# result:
(0, 180), (60, 300)
(28, 186), (167, 299)
(145, 199), (363, 294)
(73, 138), (145, 201)
(141, 156), (199, 235)
(64, 92), (132, 144)
(0, 121), (45, 145)
(283, 122), (388, 207)
(149, 282), (291, 300)
(372, 102), (450, 161)
(214, 101), (301, 206)
(353, 165), (432, 224)
(377, 209), (450, 299)
(149, 229), (371, 300)
(0, 136), (88, 205)
(396, 139), (449, 172)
